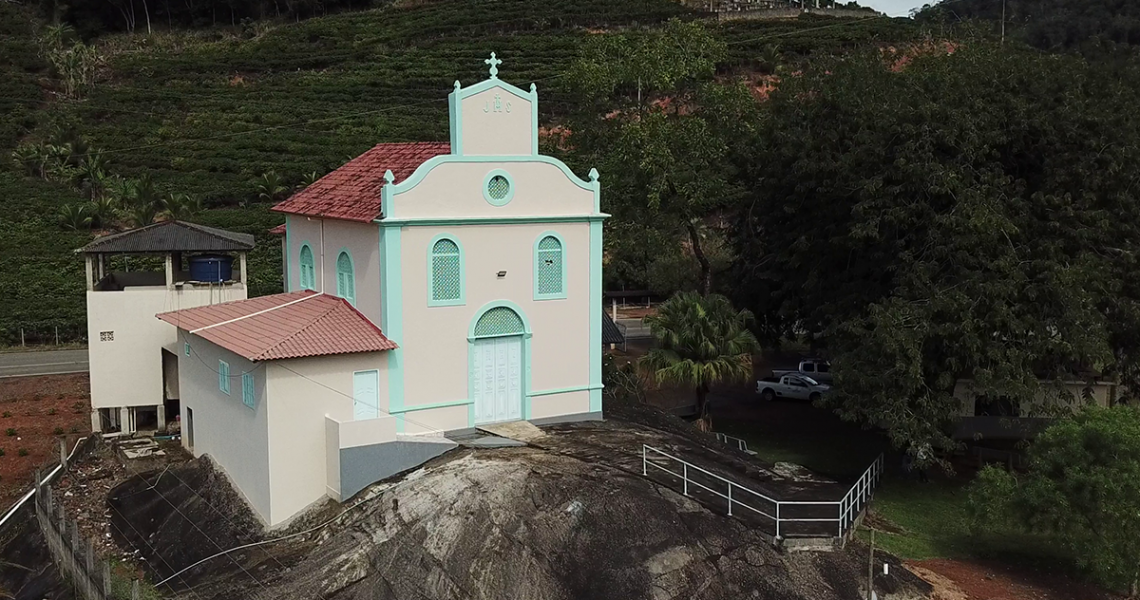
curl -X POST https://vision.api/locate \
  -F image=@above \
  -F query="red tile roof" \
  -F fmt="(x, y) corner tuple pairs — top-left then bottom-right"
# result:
(271, 142), (450, 222)
(268, 223), (285, 235)
(157, 291), (397, 361)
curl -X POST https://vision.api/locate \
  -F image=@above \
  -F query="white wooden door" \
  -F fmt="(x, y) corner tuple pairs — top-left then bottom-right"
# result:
(473, 336), (523, 424)
(353, 370), (379, 420)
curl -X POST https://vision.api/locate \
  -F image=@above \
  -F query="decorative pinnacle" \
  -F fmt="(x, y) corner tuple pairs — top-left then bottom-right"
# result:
(453, 80), (461, 92)
(383, 170), (395, 184)
(530, 83), (537, 94)
(484, 52), (502, 79)
(588, 168), (600, 182)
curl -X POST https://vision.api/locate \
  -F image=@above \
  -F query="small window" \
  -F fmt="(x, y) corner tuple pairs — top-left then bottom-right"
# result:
(299, 244), (315, 290)
(219, 360), (230, 395)
(336, 251), (355, 305)
(802, 363), (815, 372)
(242, 372), (255, 409)
(429, 237), (463, 306)
(483, 170), (514, 206)
(184, 342), (191, 357)
(535, 234), (565, 299)
(100, 331), (114, 342)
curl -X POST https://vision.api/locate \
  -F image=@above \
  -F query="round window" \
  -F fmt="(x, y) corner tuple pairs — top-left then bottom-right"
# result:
(483, 170), (514, 206)
(487, 175), (510, 200)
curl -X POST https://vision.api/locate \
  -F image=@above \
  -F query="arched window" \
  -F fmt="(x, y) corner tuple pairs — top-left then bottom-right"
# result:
(299, 244), (315, 290)
(429, 236), (463, 306)
(336, 251), (355, 305)
(534, 234), (565, 300)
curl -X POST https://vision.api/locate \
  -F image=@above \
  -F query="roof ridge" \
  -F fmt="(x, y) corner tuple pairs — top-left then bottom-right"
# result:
(189, 292), (318, 335)
(256, 295), (351, 360)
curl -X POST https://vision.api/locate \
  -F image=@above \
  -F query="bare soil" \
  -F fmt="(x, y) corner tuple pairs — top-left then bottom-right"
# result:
(0, 374), (92, 509)
(908, 559), (1122, 600)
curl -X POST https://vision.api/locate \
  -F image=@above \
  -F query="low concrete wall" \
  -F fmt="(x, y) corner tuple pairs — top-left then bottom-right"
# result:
(324, 415), (457, 502)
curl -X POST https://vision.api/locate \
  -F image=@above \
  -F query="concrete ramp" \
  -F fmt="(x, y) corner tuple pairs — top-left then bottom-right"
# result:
(477, 421), (546, 443)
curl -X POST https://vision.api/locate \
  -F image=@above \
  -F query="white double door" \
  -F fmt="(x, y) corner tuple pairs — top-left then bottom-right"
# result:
(473, 336), (523, 425)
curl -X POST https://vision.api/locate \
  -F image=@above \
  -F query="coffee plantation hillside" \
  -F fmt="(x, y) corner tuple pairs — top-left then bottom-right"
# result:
(0, 0), (921, 344)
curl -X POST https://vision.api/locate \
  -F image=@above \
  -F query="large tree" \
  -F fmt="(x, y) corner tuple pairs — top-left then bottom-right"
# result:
(563, 19), (756, 296)
(969, 406), (1140, 596)
(734, 44), (1140, 449)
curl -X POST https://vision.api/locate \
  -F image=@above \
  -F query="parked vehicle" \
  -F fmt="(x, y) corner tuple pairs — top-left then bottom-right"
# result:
(756, 374), (831, 402)
(771, 359), (833, 385)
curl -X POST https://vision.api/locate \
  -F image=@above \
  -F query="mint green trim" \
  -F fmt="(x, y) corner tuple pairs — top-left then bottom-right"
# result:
(448, 81), (463, 155)
(298, 241), (315, 291)
(392, 398), (474, 414)
(427, 233), (465, 307)
(379, 225), (404, 426)
(284, 217), (292, 292)
(589, 168), (601, 214)
(184, 342), (190, 357)
(467, 301), (533, 422)
(380, 215), (608, 227)
(529, 384), (602, 398)
(382, 155), (599, 219)
(482, 169), (515, 207)
(530, 83), (539, 155)
(533, 230), (568, 301)
(454, 77), (533, 104)
(335, 247), (356, 306)
(589, 220), (603, 413)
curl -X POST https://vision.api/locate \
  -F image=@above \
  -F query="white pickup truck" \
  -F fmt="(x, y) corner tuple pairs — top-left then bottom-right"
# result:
(771, 359), (833, 385)
(756, 374), (831, 402)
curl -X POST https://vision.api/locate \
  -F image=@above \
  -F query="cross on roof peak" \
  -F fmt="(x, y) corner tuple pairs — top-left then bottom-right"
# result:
(484, 52), (502, 79)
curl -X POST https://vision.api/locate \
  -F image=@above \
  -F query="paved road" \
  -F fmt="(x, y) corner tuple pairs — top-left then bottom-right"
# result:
(0, 349), (89, 378)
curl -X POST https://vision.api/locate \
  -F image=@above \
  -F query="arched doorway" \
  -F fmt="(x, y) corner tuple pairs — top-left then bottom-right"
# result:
(469, 304), (529, 425)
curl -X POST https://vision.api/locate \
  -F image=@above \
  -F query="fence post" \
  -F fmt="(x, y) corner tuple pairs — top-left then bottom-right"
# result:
(775, 502), (781, 538)
(20, 328), (25, 347)
(727, 484), (733, 516)
(132, 579), (140, 600)
(60, 437), (68, 470)
(683, 464), (688, 496)
(104, 561), (113, 597)
(55, 326), (59, 345)
(642, 446), (647, 476)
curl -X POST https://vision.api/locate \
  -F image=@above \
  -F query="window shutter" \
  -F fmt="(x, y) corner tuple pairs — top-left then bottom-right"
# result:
(219, 360), (230, 394)
(430, 238), (462, 303)
(242, 372), (255, 408)
(536, 236), (564, 297)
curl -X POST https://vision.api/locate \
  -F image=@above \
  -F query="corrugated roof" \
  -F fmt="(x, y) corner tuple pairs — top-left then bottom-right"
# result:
(157, 290), (397, 361)
(271, 141), (450, 222)
(602, 312), (625, 345)
(78, 221), (256, 254)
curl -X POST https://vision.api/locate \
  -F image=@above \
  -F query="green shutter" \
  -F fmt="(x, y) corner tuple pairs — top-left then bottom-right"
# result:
(336, 251), (355, 305)
(242, 372), (255, 409)
(430, 238), (462, 303)
(536, 236), (563, 297)
(219, 360), (230, 395)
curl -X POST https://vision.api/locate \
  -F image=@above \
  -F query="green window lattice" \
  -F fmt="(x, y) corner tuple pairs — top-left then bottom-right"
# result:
(474, 307), (524, 337)
(431, 238), (462, 302)
(487, 175), (510, 200)
(536, 236), (563, 296)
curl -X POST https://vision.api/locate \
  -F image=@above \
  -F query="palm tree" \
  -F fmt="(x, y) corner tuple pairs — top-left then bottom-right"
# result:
(75, 152), (109, 200)
(640, 291), (759, 431)
(160, 192), (203, 221)
(120, 201), (158, 228)
(58, 203), (92, 230)
(298, 170), (322, 189)
(256, 170), (288, 202)
(90, 196), (118, 229)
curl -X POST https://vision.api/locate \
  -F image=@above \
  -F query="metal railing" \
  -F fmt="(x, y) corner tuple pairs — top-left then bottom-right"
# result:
(642, 445), (883, 539)
(713, 432), (752, 454)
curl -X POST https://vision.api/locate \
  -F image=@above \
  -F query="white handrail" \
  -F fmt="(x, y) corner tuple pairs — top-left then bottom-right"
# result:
(642, 444), (883, 539)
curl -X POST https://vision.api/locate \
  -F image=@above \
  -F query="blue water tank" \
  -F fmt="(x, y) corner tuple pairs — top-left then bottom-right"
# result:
(189, 255), (234, 282)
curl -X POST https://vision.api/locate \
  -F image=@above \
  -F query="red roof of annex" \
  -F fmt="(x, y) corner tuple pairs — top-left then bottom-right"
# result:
(157, 290), (397, 361)
(271, 142), (450, 222)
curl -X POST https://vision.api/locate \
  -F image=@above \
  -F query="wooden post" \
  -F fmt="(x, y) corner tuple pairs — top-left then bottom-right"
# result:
(104, 561), (113, 597)
(20, 328), (25, 347)
(60, 437), (68, 470)
(867, 528), (875, 600)
(132, 579), (141, 600)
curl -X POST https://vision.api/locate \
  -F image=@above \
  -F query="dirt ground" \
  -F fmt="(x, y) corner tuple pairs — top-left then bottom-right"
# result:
(0, 373), (92, 509)
(908, 559), (1121, 600)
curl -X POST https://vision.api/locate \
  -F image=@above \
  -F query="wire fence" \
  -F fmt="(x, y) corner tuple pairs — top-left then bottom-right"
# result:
(0, 323), (87, 347)
(33, 437), (156, 600)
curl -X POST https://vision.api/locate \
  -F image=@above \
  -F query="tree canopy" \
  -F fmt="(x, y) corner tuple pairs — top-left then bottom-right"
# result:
(969, 406), (1140, 595)
(733, 44), (1140, 448)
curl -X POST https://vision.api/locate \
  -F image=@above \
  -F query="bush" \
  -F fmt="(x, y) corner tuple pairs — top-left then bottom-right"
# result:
(17, 448), (29, 456)
(1, 411), (10, 418)
(47, 407), (57, 415)
(4, 428), (15, 436)
(969, 405), (1140, 594)
(53, 426), (64, 435)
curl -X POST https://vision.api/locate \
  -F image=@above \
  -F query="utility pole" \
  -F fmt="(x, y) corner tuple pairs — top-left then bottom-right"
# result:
(1001, 0), (1006, 45)
(867, 528), (875, 600)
